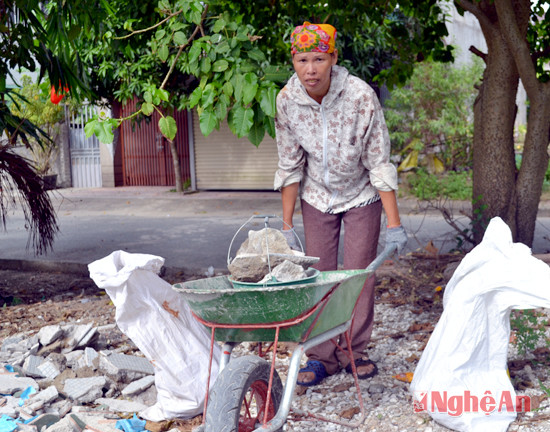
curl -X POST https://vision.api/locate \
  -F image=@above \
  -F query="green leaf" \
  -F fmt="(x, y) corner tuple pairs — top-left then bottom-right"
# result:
(159, 116), (177, 140)
(189, 87), (202, 108)
(84, 119), (97, 138)
(199, 109), (219, 136)
(233, 74), (244, 102)
(156, 88), (170, 102)
(242, 73), (259, 105)
(228, 105), (254, 138)
(247, 48), (266, 63)
(264, 65), (290, 83)
(247, 120), (265, 147)
(212, 59), (229, 72)
(259, 86), (278, 117)
(188, 42), (202, 64)
(141, 102), (154, 116)
(155, 29), (166, 40)
(214, 98), (228, 121)
(158, 45), (169, 62)
(264, 115), (276, 138)
(201, 84), (216, 107)
(200, 57), (211, 73)
(173, 31), (186, 46)
(143, 91), (153, 103)
(223, 81), (233, 98)
(212, 18), (226, 33)
(94, 121), (115, 144)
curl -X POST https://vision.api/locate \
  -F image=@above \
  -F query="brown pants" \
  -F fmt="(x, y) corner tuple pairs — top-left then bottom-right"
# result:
(301, 199), (382, 375)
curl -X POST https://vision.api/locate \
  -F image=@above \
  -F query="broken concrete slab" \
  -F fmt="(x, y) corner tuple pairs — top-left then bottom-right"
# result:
(37, 326), (64, 347)
(0, 375), (39, 394)
(95, 398), (149, 414)
(121, 376), (155, 397)
(63, 376), (107, 403)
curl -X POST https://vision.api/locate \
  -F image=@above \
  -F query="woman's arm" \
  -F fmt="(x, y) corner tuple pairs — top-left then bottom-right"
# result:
(281, 182), (299, 230)
(378, 190), (401, 228)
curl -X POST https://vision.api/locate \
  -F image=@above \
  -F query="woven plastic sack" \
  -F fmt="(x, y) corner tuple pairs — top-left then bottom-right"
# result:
(89, 251), (220, 421)
(410, 217), (550, 431)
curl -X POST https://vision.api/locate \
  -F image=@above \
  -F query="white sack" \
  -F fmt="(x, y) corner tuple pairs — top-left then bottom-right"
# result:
(410, 217), (550, 431)
(88, 251), (220, 421)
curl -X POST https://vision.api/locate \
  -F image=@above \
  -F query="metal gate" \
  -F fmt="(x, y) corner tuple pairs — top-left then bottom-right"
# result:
(120, 99), (191, 186)
(67, 104), (102, 188)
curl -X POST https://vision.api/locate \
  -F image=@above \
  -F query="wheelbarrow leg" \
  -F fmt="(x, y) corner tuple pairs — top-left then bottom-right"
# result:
(220, 342), (238, 372)
(253, 320), (352, 432)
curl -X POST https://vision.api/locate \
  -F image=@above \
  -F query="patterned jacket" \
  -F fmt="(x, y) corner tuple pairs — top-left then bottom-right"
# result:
(274, 65), (398, 214)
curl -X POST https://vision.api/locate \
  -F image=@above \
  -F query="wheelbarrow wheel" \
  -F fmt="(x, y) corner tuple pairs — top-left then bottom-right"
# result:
(205, 355), (283, 432)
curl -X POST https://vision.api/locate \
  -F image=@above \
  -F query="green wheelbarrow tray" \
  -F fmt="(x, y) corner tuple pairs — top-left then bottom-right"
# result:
(173, 246), (394, 342)
(174, 270), (369, 342)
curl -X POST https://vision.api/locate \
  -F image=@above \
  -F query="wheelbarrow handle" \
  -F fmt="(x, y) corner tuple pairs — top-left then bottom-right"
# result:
(365, 243), (398, 273)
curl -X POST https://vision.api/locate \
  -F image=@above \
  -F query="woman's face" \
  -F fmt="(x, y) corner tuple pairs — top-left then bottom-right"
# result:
(292, 51), (338, 104)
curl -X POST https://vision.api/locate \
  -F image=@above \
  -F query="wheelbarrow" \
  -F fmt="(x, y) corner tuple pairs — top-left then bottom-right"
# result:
(172, 216), (397, 432)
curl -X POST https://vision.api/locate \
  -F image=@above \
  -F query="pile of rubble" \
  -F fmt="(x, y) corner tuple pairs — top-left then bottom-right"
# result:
(0, 323), (160, 432)
(228, 228), (319, 283)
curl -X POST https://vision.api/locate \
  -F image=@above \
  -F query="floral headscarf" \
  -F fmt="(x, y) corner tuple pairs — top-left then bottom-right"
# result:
(290, 22), (337, 54)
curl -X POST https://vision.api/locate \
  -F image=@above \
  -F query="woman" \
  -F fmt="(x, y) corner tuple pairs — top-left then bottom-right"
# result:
(274, 22), (408, 386)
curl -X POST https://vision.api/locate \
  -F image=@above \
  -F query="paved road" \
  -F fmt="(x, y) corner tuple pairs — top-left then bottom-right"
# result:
(1, 187), (550, 275)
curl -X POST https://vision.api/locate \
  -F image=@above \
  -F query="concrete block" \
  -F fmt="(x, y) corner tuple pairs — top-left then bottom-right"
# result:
(23, 355), (46, 378)
(0, 375), (39, 394)
(38, 360), (61, 380)
(38, 326), (64, 346)
(63, 377), (106, 403)
(121, 376), (155, 396)
(100, 354), (154, 376)
(95, 398), (148, 414)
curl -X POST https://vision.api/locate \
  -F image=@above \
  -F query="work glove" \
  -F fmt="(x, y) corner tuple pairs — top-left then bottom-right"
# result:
(385, 225), (408, 255)
(281, 228), (302, 251)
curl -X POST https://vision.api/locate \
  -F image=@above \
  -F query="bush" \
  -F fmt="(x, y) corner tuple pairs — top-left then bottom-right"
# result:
(405, 169), (472, 200)
(385, 53), (483, 173)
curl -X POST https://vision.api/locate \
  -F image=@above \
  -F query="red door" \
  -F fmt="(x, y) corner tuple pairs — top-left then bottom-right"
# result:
(120, 98), (191, 186)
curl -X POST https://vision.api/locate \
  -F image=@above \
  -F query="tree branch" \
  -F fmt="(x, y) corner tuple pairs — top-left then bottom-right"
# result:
(455, 0), (492, 30)
(159, 5), (209, 90)
(494, 0), (540, 97)
(115, 10), (183, 40)
(469, 45), (487, 62)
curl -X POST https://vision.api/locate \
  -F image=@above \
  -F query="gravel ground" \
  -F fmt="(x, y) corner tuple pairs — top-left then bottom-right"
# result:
(3, 254), (550, 431)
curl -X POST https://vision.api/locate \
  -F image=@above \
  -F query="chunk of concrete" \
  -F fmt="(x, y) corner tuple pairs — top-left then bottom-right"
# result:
(0, 375), (39, 394)
(99, 354), (154, 376)
(37, 326), (64, 346)
(121, 376), (155, 396)
(95, 398), (149, 413)
(63, 376), (106, 403)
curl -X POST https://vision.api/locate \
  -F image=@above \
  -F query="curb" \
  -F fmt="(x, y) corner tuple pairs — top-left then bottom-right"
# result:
(0, 258), (227, 282)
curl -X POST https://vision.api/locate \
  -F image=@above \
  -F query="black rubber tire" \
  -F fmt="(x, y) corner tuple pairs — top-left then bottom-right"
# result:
(204, 355), (283, 432)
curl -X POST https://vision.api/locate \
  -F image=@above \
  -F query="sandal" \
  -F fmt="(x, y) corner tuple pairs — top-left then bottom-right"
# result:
(345, 357), (378, 380)
(297, 360), (328, 387)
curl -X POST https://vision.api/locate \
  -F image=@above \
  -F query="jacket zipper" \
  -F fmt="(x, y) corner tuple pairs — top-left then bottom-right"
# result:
(321, 102), (338, 210)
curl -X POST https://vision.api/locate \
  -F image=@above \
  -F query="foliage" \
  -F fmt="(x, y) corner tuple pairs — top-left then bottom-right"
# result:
(9, 76), (65, 174)
(0, 147), (59, 254)
(80, 0), (453, 147)
(510, 310), (549, 356)
(384, 56), (483, 173)
(0, 0), (93, 254)
(405, 169), (472, 201)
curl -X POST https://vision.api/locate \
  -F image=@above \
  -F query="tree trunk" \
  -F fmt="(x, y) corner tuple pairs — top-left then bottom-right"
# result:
(515, 94), (550, 245)
(461, 0), (547, 247)
(471, 22), (519, 243)
(169, 138), (183, 192)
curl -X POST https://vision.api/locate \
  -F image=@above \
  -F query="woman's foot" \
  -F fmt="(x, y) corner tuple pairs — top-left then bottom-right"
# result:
(345, 356), (378, 379)
(296, 360), (328, 386)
